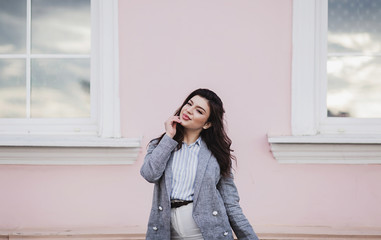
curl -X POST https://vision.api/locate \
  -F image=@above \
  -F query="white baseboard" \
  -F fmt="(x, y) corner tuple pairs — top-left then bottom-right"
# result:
(1, 225), (381, 240)
(256, 225), (381, 240)
(6, 235), (145, 240)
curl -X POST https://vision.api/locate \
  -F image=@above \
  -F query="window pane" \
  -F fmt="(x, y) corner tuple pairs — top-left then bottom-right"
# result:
(328, 0), (381, 54)
(31, 0), (91, 54)
(31, 59), (90, 118)
(327, 56), (381, 118)
(0, 0), (26, 54)
(0, 59), (26, 118)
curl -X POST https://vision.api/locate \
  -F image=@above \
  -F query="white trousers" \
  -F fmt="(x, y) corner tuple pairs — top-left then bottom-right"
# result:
(170, 203), (204, 240)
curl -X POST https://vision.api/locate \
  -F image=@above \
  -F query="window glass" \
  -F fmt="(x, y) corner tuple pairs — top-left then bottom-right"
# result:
(327, 56), (381, 118)
(327, 0), (381, 118)
(328, 0), (381, 54)
(0, 59), (26, 118)
(0, 0), (91, 119)
(31, 0), (91, 54)
(0, 0), (26, 54)
(31, 59), (90, 118)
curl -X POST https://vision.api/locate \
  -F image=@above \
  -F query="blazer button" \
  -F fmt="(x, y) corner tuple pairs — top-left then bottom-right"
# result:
(212, 211), (218, 216)
(153, 226), (158, 231)
(158, 206), (163, 211)
(223, 231), (228, 236)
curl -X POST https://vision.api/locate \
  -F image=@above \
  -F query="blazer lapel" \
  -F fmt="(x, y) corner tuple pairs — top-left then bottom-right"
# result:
(165, 153), (174, 201)
(192, 139), (212, 206)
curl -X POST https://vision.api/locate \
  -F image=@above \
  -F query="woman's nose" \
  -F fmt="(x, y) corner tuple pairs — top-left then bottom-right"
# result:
(186, 106), (193, 114)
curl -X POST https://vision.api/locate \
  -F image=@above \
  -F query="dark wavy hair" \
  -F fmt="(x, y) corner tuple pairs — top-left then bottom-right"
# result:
(153, 88), (235, 178)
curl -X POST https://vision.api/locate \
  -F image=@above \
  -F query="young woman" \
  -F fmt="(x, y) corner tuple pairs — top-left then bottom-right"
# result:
(141, 89), (259, 240)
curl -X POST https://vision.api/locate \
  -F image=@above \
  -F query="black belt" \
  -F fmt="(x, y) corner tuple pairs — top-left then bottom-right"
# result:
(171, 200), (193, 208)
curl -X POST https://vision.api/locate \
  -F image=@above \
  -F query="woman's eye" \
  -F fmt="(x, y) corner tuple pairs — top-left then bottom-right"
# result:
(186, 102), (192, 106)
(197, 110), (203, 114)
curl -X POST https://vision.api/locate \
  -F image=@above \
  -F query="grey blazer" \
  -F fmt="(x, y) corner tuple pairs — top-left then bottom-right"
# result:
(140, 134), (259, 240)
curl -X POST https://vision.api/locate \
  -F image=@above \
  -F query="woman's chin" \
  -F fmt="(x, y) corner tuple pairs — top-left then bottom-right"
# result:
(179, 121), (191, 129)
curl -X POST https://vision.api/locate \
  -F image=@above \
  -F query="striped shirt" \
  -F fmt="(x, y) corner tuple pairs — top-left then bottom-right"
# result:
(171, 137), (201, 201)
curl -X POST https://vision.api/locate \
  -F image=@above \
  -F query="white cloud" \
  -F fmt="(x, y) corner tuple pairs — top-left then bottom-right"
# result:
(328, 32), (381, 53)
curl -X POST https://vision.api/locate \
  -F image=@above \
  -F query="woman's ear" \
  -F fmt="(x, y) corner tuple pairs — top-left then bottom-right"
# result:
(203, 122), (212, 129)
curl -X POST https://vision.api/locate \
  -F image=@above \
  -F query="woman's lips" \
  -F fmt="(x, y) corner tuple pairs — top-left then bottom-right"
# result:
(182, 114), (190, 121)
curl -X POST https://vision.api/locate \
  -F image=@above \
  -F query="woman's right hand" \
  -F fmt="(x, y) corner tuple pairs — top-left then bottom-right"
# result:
(165, 115), (181, 138)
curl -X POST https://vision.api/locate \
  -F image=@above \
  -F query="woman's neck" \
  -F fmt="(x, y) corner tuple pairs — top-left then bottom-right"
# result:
(183, 129), (201, 145)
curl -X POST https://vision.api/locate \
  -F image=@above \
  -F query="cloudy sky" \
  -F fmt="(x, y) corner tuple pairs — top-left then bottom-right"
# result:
(327, 0), (381, 118)
(0, 0), (91, 118)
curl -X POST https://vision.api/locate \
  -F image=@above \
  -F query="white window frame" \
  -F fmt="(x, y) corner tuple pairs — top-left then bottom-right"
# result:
(268, 0), (381, 164)
(0, 0), (141, 165)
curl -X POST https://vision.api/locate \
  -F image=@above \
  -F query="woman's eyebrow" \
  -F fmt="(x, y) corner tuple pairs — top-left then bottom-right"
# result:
(196, 105), (206, 113)
(190, 99), (206, 112)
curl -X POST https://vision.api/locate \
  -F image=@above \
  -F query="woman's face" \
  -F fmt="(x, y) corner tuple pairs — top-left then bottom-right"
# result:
(180, 95), (211, 132)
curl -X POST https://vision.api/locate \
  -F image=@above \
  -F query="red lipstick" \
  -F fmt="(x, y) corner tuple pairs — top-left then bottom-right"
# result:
(182, 113), (190, 121)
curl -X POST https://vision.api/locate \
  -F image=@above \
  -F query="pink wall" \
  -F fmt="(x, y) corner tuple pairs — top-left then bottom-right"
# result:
(120, 0), (381, 231)
(1, 0), (381, 235)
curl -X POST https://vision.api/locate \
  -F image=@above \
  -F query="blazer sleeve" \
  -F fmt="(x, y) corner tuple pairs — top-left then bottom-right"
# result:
(140, 134), (178, 183)
(217, 174), (259, 240)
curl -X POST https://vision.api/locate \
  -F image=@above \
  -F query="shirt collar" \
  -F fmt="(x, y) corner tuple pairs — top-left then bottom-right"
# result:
(194, 136), (202, 146)
(183, 136), (202, 147)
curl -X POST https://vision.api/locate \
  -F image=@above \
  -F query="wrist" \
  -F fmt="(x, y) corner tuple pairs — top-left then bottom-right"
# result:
(166, 132), (175, 138)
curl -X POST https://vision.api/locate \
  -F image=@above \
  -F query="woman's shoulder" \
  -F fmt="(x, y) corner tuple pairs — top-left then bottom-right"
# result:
(148, 134), (178, 151)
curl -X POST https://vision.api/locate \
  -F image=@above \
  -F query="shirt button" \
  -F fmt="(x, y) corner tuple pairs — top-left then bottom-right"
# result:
(158, 206), (163, 211)
(223, 231), (228, 236)
(153, 227), (158, 231)
(212, 211), (218, 216)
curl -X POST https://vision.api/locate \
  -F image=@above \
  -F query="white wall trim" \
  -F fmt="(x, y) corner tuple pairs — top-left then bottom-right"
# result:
(0, 0), (122, 138)
(0, 145), (140, 165)
(292, 0), (381, 135)
(269, 135), (381, 164)
(0, 0), (140, 165)
(270, 0), (381, 164)
(0, 135), (141, 165)
(291, 0), (319, 136)
(1, 226), (381, 240)
(268, 135), (381, 144)
(97, 0), (121, 138)
(0, 135), (141, 147)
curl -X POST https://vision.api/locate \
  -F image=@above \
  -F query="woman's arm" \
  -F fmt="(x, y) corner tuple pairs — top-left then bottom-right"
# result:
(140, 134), (178, 183)
(217, 174), (259, 240)
(140, 115), (181, 183)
